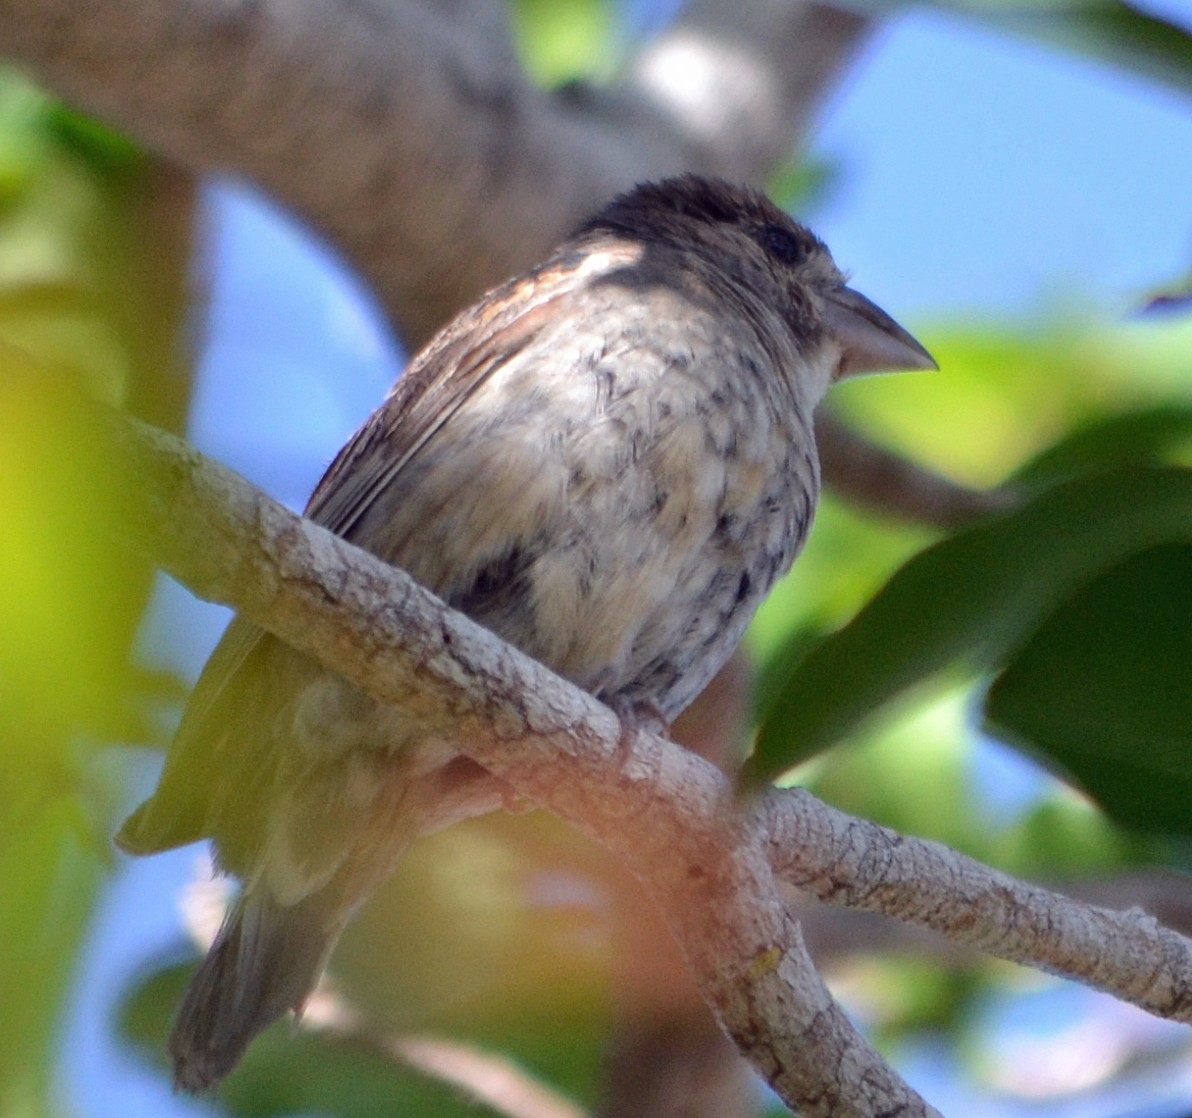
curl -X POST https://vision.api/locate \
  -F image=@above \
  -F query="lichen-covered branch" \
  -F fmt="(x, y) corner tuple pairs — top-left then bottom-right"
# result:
(55, 390), (1192, 1114)
(764, 789), (1192, 1022)
(82, 394), (937, 1116)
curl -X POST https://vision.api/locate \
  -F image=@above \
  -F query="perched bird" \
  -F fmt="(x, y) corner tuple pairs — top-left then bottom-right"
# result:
(117, 175), (935, 1091)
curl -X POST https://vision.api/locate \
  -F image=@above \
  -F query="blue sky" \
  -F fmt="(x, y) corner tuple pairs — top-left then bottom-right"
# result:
(816, 6), (1192, 319)
(64, 6), (1192, 1116)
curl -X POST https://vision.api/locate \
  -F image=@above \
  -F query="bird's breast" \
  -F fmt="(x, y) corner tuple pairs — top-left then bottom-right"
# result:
(359, 288), (821, 722)
(511, 317), (819, 717)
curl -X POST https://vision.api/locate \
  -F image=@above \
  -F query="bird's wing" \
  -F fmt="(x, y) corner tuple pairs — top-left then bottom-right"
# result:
(116, 614), (276, 855)
(305, 282), (569, 536)
(116, 275), (576, 858)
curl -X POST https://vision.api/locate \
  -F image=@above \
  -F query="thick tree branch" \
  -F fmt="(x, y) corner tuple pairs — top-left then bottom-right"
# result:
(53, 388), (1192, 1115)
(0, 0), (868, 348)
(0, 0), (991, 531)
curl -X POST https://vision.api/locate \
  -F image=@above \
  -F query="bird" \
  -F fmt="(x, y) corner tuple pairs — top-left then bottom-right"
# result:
(116, 174), (936, 1091)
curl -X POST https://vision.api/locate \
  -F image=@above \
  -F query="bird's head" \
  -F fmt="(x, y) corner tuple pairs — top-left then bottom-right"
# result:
(579, 175), (937, 394)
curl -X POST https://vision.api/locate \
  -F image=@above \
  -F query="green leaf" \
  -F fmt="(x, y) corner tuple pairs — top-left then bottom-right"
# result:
(985, 544), (1192, 835)
(995, 1), (1192, 101)
(840, 0), (1192, 101)
(510, 0), (616, 84)
(750, 467), (1192, 783)
(1012, 403), (1192, 488)
(0, 792), (103, 1117)
(0, 74), (197, 1108)
(45, 102), (145, 176)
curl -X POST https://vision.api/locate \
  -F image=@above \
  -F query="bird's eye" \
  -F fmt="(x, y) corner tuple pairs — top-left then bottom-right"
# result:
(758, 224), (806, 267)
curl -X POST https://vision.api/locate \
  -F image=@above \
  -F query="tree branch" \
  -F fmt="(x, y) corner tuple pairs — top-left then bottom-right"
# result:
(0, 0), (990, 532)
(54, 387), (1192, 1115)
(0, 0), (868, 348)
(87, 391), (936, 1115)
(304, 994), (590, 1118)
(764, 792), (1192, 1022)
(815, 412), (1016, 528)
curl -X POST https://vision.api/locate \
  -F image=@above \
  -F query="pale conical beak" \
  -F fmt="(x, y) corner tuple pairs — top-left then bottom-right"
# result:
(822, 286), (938, 379)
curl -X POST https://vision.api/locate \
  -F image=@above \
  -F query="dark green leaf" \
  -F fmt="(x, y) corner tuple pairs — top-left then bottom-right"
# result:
(985, 544), (1192, 835)
(840, 0), (1192, 101)
(995, 1), (1192, 101)
(1012, 404), (1192, 489)
(46, 103), (145, 176)
(750, 467), (1192, 783)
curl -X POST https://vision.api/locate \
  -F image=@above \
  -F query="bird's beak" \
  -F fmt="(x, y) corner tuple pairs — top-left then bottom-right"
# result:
(822, 286), (938, 380)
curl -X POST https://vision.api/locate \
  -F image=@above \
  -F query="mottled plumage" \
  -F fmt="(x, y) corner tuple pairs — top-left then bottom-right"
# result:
(117, 176), (935, 1091)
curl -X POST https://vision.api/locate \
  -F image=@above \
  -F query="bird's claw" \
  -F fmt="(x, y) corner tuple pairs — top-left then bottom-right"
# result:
(604, 696), (670, 771)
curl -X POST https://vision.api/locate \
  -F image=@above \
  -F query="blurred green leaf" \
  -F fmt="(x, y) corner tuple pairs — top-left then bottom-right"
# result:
(1012, 403), (1192, 489)
(750, 494), (934, 666)
(511, 0), (616, 83)
(0, 69), (198, 429)
(801, 690), (991, 848)
(0, 790), (104, 1117)
(767, 155), (843, 216)
(992, 795), (1134, 876)
(45, 103), (145, 176)
(795, 676), (1133, 874)
(849, 957), (984, 1039)
(0, 363), (143, 1116)
(842, 0), (1192, 100)
(750, 467), (1192, 783)
(0, 365), (149, 735)
(994, 1), (1192, 101)
(0, 72), (197, 1116)
(830, 315), (1192, 492)
(986, 544), (1192, 835)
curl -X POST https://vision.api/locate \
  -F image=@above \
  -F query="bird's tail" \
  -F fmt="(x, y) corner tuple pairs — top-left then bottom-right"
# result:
(169, 887), (347, 1093)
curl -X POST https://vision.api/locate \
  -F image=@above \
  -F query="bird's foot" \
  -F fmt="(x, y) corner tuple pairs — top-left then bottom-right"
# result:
(604, 696), (670, 771)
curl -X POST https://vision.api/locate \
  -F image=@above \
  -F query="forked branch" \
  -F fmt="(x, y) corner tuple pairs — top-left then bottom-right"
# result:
(63, 393), (1192, 1117)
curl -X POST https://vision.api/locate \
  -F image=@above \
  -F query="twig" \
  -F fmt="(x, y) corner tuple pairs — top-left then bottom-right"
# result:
(816, 412), (1016, 529)
(764, 789), (1192, 1022)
